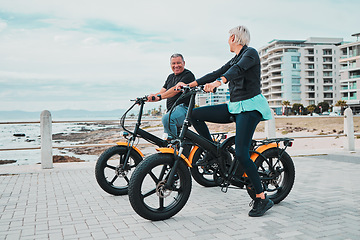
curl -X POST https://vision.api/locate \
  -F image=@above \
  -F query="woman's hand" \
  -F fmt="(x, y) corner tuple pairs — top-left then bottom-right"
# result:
(203, 81), (221, 93)
(175, 82), (188, 91)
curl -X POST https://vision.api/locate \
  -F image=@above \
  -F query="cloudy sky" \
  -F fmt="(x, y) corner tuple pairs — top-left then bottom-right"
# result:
(0, 0), (359, 112)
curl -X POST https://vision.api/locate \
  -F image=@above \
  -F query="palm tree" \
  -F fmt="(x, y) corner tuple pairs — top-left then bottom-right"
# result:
(307, 105), (316, 116)
(335, 100), (348, 115)
(282, 100), (291, 116)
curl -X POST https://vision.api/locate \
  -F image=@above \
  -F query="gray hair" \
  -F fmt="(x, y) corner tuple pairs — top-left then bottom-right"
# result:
(170, 53), (184, 62)
(229, 25), (250, 46)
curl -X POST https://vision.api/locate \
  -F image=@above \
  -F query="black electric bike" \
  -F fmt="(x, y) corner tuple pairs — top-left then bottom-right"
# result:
(128, 86), (295, 221)
(95, 96), (224, 196)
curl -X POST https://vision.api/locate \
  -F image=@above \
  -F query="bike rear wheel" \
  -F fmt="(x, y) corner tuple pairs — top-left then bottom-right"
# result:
(190, 148), (218, 187)
(247, 148), (295, 204)
(128, 153), (192, 221)
(95, 145), (142, 196)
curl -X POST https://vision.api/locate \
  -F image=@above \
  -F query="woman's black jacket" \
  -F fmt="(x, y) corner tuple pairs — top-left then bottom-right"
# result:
(196, 45), (261, 102)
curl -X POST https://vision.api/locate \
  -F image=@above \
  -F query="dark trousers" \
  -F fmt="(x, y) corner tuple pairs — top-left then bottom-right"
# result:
(191, 104), (263, 194)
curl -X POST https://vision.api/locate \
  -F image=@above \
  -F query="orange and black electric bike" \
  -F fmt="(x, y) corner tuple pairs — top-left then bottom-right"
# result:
(128, 86), (295, 221)
(95, 96), (224, 196)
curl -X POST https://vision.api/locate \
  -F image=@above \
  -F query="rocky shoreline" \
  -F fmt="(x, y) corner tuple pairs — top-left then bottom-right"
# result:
(2, 116), (359, 165)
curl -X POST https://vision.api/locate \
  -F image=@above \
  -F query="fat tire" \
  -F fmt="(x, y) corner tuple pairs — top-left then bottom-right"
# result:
(128, 153), (192, 221)
(95, 145), (142, 196)
(247, 148), (295, 204)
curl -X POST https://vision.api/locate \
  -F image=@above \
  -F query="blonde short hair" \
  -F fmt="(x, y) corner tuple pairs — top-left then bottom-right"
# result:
(229, 25), (250, 46)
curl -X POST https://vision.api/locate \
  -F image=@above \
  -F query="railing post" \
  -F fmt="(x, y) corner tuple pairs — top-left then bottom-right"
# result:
(344, 108), (355, 151)
(265, 109), (276, 138)
(40, 110), (53, 169)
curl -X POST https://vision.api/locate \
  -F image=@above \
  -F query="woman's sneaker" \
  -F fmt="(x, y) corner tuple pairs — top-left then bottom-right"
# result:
(248, 195), (274, 217)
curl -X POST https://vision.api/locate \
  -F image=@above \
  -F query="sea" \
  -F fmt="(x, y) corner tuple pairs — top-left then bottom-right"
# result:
(0, 116), (122, 166)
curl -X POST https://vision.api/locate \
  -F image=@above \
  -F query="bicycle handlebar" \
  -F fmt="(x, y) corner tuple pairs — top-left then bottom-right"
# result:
(178, 85), (217, 93)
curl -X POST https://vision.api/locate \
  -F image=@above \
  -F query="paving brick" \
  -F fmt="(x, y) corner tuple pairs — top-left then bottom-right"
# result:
(0, 152), (359, 239)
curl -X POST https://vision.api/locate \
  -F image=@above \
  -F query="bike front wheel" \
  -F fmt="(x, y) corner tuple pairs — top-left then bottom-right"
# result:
(128, 153), (192, 221)
(95, 145), (142, 196)
(247, 148), (295, 204)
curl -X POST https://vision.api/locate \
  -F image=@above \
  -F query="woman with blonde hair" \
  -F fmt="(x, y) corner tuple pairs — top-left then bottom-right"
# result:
(176, 25), (273, 217)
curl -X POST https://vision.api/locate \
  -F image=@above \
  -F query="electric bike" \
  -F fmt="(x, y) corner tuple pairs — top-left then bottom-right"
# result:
(95, 96), (224, 196)
(128, 86), (295, 221)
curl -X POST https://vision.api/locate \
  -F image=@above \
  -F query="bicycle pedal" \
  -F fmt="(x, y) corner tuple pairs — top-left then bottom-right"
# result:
(220, 181), (230, 193)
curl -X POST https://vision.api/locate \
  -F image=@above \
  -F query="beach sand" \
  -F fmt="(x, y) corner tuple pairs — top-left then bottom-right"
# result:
(55, 116), (360, 159)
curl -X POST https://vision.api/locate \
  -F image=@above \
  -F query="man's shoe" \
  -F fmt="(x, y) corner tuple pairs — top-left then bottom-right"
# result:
(195, 152), (214, 166)
(248, 195), (274, 217)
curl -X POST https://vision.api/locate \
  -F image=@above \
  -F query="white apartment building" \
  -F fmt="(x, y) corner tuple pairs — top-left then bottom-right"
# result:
(339, 33), (360, 114)
(259, 37), (343, 115)
(196, 85), (230, 106)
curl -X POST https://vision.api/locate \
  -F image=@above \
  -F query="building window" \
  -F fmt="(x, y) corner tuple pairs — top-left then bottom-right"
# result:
(285, 49), (298, 52)
(323, 57), (332, 62)
(323, 49), (332, 55)
(292, 86), (300, 91)
(292, 78), (300, 84)
(291, 56), (300, 62)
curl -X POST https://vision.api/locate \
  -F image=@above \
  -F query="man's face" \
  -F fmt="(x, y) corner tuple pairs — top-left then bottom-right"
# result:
(170, 56), (185, 75)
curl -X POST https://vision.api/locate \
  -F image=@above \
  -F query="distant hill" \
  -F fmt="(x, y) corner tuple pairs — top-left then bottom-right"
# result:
(0, 109), (126, 121)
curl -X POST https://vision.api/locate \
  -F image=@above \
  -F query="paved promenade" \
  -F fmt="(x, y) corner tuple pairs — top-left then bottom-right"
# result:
(0, 149), (359, 239)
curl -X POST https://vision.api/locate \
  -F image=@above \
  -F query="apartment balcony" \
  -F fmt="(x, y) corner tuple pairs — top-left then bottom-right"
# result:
(261, 77), (270, 83)
(270, 74), (282, 80)
(305, 64), (315, 70)
(323, 57), (333, 63)
(304, 57), (314, 63)
(323, 87), (333, 92)
(323, 64), (333, 70)
(261, 71), (269, 77)
(267, 53), (283, 62)
(340, 84), (357, 92)
(270, 83), (283, 88)
(266, 44), (300, 54)
(323, 50), (333, 55)
(271, 90), (283, 95)
(268, 68), (282, 75)
(306, 73), (315, 77)
(261, 65), (269, 72)
(342, 96), (358, 101)
(261, 85), (271, 91)
(350, 74), (360, 79)
(268, 63), (282, 70)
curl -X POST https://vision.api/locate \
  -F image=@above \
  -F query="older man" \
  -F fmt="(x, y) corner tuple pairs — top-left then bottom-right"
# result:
(148, 53), (195, 139)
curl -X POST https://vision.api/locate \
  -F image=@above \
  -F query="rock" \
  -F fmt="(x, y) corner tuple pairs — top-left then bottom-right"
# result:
(13, 133), (26, 137)
(0, 160), (17, 165)
(53, 155), (85, 163)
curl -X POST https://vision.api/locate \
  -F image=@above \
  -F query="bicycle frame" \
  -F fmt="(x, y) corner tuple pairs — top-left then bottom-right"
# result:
(117, 97), (168, 171)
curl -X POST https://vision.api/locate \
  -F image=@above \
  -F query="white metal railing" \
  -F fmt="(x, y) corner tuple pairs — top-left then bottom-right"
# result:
(0, 109), (358, 169)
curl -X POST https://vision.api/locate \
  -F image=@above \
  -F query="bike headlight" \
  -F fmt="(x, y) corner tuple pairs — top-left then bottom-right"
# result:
(121, 131), (130, 137)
